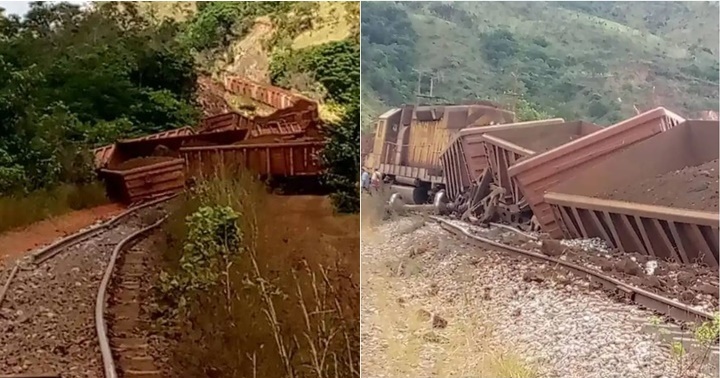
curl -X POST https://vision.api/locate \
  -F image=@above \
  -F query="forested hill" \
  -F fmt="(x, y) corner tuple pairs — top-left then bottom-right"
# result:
(361, 1), (719, 130)
(0, 1), (359, 212)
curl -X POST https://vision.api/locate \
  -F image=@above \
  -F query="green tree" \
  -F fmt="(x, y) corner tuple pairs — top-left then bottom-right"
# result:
(321, 94), (359, 213)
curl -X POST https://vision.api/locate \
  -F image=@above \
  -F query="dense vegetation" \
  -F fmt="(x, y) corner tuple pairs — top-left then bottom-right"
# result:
(0, 1), (359, 220)
(361, 1), (719, 129)
(0, 1), (200, 194)
(268, 16), (360, 212)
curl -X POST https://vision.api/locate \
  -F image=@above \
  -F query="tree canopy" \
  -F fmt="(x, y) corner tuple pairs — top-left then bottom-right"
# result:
(0, 2), (200, 193)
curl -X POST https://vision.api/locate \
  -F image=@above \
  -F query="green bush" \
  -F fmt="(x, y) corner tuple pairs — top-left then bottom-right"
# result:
(159, 205), (242, 311)
(321, 95), (360, 213)
(0, 2), (200, 194)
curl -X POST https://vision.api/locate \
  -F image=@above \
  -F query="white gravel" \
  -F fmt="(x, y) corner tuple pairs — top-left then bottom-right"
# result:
(361, 217), (715, 378)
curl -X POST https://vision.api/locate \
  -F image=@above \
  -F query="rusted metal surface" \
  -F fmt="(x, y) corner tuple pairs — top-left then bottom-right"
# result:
(224, 75), (304, 110)
(545, 120), (719, 267)
(181, 80), (321, 152)
(219, 76), (321, 140)
(100, 159), (186, 204)
(199, 112), (255, 134)
(432, 216), (713, 324)
(112, 129), (250, 160)
(180, 141), (324, 179)
(93, 127), (195, 169)
(92, 76), (325, 204)
(481, 121), (601, 205)
(363, 108), (402, 172)
(508, 107), (685, 238)
(366, 104), (515, 185)
(438, 118), (565, 201)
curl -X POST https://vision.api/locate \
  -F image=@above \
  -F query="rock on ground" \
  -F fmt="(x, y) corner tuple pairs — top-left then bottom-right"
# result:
(360, 216), (717, 378)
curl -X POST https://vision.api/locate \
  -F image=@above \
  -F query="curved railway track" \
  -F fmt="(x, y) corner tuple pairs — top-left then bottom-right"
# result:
(428, 215), (714, 325)
(0, 196), (174, 378)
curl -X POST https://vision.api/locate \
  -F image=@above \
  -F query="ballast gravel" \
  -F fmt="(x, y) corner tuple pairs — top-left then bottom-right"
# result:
(0, 207), (163, 378)
(361, 217), (715, 378)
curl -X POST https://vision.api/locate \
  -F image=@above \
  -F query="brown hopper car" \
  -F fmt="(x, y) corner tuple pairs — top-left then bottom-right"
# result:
(509, 107), (685, 238)
(545, 120), (719, 267)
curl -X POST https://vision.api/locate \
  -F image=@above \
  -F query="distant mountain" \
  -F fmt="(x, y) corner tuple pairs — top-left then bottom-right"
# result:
(361, 1), (719, 129)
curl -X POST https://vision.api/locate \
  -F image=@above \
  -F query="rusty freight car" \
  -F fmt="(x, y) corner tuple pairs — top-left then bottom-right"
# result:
(93, 126), (196, 169)
(481, 121), (602, 206)
(439, 118), (565, 202)
(211, 76), (321, 139)
(364, 103), (515, 203)
(180, 141), (324, 180)
(101, 157), (186, 204)
(544, 120), (719, 268)
(508, 107), (685, 238)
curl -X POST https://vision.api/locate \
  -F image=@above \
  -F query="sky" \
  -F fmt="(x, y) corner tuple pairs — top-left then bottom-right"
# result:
(0, 1), (86, 16)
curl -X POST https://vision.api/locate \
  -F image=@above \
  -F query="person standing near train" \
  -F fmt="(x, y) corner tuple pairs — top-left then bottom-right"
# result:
(371, 169), (382, 192)
(361, 169), (371, 194)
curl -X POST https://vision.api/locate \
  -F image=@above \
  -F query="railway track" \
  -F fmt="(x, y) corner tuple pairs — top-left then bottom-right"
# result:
(429, 215), (715, 324)
(0, 196), (173, 378)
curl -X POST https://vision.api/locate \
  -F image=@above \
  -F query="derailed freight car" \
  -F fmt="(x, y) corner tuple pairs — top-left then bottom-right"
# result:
(364, 103), (515, 203)
(508, 107), (685, 238)
(544, 120), (719, 267)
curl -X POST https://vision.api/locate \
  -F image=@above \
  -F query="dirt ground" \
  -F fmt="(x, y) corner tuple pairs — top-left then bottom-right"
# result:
(256, 195), (359, 273)
(361, 215), (717, 378)
(0, 203), (125, 264)
(447, 221), (719, 312)
(598, 159), (719, 211)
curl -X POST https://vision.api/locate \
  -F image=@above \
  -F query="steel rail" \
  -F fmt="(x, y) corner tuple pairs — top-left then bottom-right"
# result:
(95, 214), (168, 378)
(430, 215), (714, 324)
(0, 264), (19, 308)
(1, 195), (178, 311)
(32, 195), (177, 265)
(0, 194), (178, 377)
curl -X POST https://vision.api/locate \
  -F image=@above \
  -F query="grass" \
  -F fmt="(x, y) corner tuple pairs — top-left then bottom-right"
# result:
(0, 182), (108, 233)
(373, 283), (538, 377)
(291, 2), (355, 50)
(156, 172), (359, 377)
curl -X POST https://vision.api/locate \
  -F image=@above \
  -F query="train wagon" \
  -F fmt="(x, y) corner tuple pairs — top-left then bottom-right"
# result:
(508, 107), (685, 238)
(180, 141), (324, 179)
(481, 120), (602, 205)
(93, 127), (195, 169)
(364, 103), (515, 204)
(201, 76), (320, 139)
(439, 118), (565, 202)
(544, 119), (719, 268)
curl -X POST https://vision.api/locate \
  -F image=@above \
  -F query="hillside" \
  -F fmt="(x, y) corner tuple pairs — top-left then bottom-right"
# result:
(0, 1), (359, 214)
(361, 1), (719, 130)
(135, 1), (359, 122)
